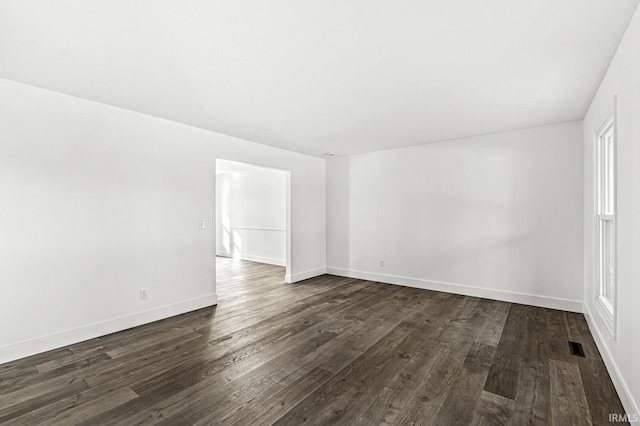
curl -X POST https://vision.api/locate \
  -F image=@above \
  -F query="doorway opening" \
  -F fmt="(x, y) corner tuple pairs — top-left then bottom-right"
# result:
(215, 159), (291, 299)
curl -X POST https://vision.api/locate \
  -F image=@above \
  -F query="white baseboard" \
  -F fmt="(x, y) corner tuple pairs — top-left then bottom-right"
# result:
(0, 294), (218, 365)
(285, 267), (326, 284)
(325, 267), (583, 313)
(238, 254), (286, 267)
(583, 302), (639, 418)
(216, 251), (285, 267)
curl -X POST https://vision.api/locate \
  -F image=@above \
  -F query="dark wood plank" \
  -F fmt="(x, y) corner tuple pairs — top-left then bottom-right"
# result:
(272, 318), (432, 426)
(0, 258), (628, 426)
(483, 304), (528, 400)
(6, 386), (138, 426)
(511, 306), (552, 425)
(0, 376), (89, 423)
(549, 358), (593, 426)
(433, 342), (496, 426)
(388, 297), (493, 424)
(546, 308), (576, 363)
(231, 367), (335, 426)
(352, 295), (488, 425)
(565, 313), (627, 426)
(470, 390), (515, 425)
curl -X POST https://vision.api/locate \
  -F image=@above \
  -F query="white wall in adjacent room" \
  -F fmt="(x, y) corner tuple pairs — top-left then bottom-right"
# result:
(216, 163), (287, 266)
(327, 121), (584, 312)
(582, 5), (640, 417)
(0, 78), (325, 364)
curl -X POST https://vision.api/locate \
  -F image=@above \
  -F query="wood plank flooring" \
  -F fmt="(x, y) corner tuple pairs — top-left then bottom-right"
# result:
(0, 258), (627, 425)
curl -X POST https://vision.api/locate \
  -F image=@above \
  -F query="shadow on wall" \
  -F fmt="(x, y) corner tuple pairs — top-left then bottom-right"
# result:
(395, 191), (535, 290)
(335, 130), (581, 299)
(327, 157), (350, 268)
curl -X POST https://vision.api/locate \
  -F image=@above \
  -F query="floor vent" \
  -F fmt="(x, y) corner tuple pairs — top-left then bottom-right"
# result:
(568, 341), (585, 357)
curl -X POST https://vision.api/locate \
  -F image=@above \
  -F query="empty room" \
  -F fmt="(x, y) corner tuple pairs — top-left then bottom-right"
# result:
(1, 1), (639, 425)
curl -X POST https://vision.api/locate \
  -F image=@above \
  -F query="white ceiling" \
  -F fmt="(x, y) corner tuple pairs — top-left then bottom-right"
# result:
(1, 1), (638, 157)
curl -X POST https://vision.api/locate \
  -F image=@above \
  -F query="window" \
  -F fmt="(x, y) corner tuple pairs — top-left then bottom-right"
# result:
(594, 108), (616, 338)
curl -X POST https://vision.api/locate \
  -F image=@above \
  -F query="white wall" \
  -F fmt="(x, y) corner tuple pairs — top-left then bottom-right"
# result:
(0, 78), (325, 364)
(216, 167), (287, 266)
(327, 121), (584, 312)
(582, 5), (640, 416)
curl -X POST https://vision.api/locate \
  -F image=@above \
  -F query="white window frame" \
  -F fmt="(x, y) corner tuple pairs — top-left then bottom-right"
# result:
(593, 99), (617, 339)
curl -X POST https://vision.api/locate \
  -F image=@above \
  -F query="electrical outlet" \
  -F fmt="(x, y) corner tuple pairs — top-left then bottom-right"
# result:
(380, 259), (384, 267)
(140, 288), (148, 300)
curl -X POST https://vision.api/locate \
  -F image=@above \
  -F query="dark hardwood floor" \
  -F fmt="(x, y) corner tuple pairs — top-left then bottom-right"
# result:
(0, 258), (627, 425)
